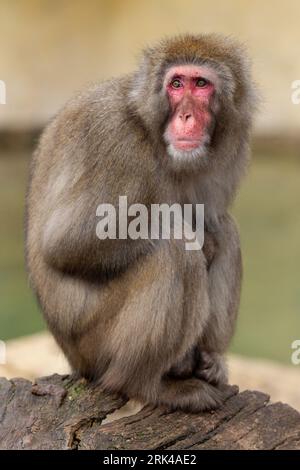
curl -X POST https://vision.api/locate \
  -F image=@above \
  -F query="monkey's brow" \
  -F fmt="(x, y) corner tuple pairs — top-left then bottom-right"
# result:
(170, 74), (207, 81)
(170, 74), (185, 80)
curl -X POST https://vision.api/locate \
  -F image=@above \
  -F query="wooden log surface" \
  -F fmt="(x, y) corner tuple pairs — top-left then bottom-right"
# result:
(0, 373), (299, 450)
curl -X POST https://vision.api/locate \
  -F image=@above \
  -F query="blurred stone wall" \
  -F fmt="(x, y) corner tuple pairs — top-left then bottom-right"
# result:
(0, 0), (300, 135)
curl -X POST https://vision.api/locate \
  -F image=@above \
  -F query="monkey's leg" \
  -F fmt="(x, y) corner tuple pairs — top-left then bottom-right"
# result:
(194, 351), (228, 386)
(98, 238), (226, 412)
(194, 214), (242, 386)
(167, 347), (197, 379)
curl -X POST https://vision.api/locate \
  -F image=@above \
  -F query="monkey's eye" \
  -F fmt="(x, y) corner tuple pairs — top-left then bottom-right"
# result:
(196, 78), (208, 88)
(171, 79), (183, 89)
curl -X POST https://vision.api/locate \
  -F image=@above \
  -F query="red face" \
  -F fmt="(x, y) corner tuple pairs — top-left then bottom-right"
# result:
(164, 65), (216, 152)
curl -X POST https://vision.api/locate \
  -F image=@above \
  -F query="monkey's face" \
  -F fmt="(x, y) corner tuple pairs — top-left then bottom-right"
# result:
(163, 65), (218, 166)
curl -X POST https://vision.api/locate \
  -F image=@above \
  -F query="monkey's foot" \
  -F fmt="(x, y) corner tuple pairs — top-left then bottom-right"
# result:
(195, 352), (228, 386)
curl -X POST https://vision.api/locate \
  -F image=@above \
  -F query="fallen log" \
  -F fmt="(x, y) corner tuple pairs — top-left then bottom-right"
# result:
(0, 373), (299, 450)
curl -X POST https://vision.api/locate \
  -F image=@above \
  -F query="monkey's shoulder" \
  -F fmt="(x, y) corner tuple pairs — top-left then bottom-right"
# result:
(32, 77), (161, 200)
(37, 77), (151, 165)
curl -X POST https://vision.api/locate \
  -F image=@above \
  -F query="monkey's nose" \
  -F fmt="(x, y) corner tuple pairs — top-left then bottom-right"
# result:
(179, 112), (192, 122)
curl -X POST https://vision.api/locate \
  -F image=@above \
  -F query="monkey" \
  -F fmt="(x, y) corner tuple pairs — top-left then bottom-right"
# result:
(25, 34), (257, 412)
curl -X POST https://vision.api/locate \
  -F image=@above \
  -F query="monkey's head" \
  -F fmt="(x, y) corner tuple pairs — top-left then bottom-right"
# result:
(129, 34), (257, 173)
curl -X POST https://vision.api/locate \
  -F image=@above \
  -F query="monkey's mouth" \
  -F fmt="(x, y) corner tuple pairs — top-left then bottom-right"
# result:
(173, 139), (202, 151)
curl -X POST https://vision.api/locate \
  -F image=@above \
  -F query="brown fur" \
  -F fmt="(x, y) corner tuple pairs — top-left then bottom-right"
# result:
(25, 34), (257, 412)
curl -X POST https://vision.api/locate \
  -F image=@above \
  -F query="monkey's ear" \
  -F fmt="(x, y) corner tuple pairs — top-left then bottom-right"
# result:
(127, 47), (169, 137)
(130, 45), (163, 98)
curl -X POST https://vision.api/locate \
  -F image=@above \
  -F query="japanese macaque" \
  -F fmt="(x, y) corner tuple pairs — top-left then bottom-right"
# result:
(25, 34), (257, 412)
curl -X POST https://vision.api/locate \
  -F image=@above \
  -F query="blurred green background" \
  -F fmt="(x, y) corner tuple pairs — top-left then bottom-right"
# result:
(0, 0), (300, 365)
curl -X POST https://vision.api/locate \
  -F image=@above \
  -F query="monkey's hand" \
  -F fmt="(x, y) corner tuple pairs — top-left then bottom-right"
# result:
(195, 352), (228, 386)
(202, 231), (218, 269)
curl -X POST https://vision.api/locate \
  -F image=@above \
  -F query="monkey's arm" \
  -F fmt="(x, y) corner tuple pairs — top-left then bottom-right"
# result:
(41, 195), (155, 277)
(202, 213), (242, 353)
(33, 87), (158, 278)
(202, 230), (218, 268)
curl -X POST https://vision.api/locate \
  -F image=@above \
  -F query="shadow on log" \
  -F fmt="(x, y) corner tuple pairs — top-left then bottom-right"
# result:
(0, 374), (299, 450)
